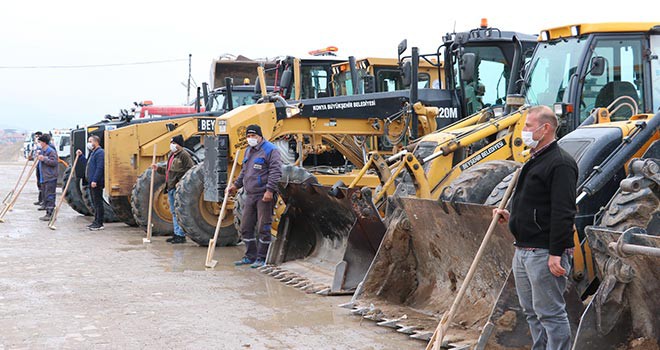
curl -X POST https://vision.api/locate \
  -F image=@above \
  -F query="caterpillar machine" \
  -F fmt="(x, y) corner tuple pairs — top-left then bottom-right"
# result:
(104, 82), (273, 233)
(173, 50), (446, 246)
(322, 22), (660, 349)
(257, 22), (538, 295)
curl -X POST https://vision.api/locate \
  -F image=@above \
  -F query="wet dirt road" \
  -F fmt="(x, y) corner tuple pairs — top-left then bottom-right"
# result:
(0, 161), (419, 350)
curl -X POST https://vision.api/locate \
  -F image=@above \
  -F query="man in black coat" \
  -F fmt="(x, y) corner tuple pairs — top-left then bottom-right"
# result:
(76, 135), (105, 230)
(494, 105), (578, 350)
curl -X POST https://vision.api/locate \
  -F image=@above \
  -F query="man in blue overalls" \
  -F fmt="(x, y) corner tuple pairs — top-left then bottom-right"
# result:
(226, 125), (282, 268)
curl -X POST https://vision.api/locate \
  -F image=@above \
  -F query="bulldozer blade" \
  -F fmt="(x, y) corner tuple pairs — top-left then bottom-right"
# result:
(571, 226), (660, 350)
(350, 197), (518, 345)
(268, 182), (386, 295)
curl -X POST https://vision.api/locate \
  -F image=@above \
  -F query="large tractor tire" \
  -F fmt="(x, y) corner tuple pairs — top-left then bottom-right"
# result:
(62, 166), (92, 216)
(109, 196), (138, 227)
(130, 166), (173, 236)
(57, 158), (69, 187)
(599, 187), (659, 232)
(81, 185), (119, 223)
(441, 160), (521, 204)
(174, 163), (239, 246)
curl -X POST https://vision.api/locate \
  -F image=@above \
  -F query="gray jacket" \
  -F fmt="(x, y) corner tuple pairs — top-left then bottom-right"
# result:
(234, 140), (282, 194)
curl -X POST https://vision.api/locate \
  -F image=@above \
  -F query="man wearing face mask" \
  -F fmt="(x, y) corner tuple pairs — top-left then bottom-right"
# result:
(76, 135), (105, 230)
(36, 134), (59, 222)
(226, 125), (282, 268)
(152, 135), (194, 244)
(493, 105), (578, 350)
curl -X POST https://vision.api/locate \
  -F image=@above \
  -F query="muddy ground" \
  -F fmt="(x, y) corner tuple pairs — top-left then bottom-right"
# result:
(0, 160), (420, 350)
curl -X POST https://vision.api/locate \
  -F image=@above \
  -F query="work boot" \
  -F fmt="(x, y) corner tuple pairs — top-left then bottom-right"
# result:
(33, 201), (42, 206)
(38, 206), (47, 211)
(39, 213), (52, 221)
(170, 235), (186, 244)
(234, 257), (255, 266)
(166, 236), (176, 243)
(250, 259), (265, 269)
(89, 223), (105, 231)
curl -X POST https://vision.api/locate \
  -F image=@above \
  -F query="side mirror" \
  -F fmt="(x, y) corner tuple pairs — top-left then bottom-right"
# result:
(59, 145), (64, 151)
(397, 39), (407, 57)
(401, 61), (412, 86)
(363, 75), (376, 93)
(280, 70), (293, 90)
(589, 56), (605, 77)
(253, 76), (260, 94)
(460, 53), (477, 83)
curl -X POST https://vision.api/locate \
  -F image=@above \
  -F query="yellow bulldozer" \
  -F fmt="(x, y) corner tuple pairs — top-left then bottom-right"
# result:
(333, 22), (660, 349)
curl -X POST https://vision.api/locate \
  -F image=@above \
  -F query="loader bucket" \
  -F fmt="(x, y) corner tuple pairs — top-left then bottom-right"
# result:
(264, 182), (386, 295)
(347, 197), (517, 345)
(572, 227), (660, 350)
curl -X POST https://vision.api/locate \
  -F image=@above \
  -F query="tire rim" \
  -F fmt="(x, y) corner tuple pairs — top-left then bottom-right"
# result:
(198, 196), (233, 228)
(153, 184), (173, 223)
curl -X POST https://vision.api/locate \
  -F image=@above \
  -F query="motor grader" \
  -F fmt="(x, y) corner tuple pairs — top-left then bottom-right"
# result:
(259, 23), (538, 294)
(173, 51), (451, 247)
(333, 22), (660, 349)
(103, 83), (270, 235)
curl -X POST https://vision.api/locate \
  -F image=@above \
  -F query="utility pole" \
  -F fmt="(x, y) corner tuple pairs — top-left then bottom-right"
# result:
(187, 53), (192, 104)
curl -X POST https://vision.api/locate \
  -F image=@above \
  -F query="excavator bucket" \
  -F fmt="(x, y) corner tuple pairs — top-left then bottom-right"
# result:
(264, 181), (386, 295)
(345, 197), (518, 345)
(572, 226), (660, 350)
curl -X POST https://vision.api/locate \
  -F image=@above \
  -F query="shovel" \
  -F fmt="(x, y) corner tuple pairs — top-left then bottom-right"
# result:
(205, 148), (241, 268)
(3, 158), (30, 205)
(0, 160), (39, 222)
(49, 153), (81, 230)
(143, 144), (158, 243)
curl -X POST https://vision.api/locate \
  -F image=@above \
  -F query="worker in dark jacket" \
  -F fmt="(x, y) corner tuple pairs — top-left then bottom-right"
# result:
(494, 105), (578, 350)
(226, 124), (282, 268)
(76, 135), (105, 230)
(37, 134), (59, 221)
(152, 135), (194, 244)
(32, 131), (44, 206)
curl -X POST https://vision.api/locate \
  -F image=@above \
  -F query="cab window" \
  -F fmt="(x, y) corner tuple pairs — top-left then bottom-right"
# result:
(580, 37), (646, 121)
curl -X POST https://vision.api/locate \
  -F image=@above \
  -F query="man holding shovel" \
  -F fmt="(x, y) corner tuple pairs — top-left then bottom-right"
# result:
(36, 134), (59, 222)
(76, 135), (105, 231)
(226, 125), (282, 268)
(152, 135), (193, 244)
(494, 105), (578, 350)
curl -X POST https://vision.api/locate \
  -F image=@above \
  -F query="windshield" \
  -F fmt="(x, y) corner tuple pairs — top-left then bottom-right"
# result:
(525, 37), (588, 106)
(210, 91), (257, 112)
(453, 45), (510, 114)
(333, 68), (368, 96)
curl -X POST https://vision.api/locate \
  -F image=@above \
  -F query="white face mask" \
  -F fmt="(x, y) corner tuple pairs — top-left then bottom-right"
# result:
(247, 138), (259, 147)
(170, 143), (179, 153)
(521, 125), (545, 149)
(86, 142), (94, 151)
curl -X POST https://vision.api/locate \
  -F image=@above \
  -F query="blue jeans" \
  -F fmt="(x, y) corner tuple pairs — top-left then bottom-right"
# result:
(168, 189), (185, 237)
(513, 248), (572, 350)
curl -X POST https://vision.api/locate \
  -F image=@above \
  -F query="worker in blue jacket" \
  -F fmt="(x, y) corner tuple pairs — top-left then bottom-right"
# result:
(36, 134), (59, 221)
(76, 135), (105, 230)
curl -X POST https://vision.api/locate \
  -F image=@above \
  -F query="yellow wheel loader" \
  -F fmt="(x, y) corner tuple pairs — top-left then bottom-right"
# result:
(341, 22), (660, 348)
(262, 24), (538, 295)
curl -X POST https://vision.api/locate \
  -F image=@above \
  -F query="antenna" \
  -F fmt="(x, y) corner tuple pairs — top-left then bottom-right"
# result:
(186, 54), (192, 104)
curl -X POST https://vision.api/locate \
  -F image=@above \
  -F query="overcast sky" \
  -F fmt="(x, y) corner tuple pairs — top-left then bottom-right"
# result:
(0, 0), (657, 131)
